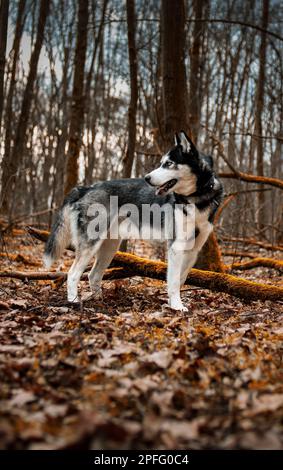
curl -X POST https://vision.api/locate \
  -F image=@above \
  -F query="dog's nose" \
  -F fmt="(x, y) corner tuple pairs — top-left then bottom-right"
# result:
(145, 175), (151, 184)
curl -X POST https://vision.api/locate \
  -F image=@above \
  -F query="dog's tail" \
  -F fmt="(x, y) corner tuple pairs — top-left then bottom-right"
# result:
(43, 187), (88, 268)
(43, 205), (72, 269)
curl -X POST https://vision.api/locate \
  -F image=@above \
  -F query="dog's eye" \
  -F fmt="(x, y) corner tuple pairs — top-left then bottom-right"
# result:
(163, 161), (174, 168)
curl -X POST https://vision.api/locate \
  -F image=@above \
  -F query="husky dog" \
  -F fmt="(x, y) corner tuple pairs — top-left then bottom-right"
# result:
(44, 131), (223, 311)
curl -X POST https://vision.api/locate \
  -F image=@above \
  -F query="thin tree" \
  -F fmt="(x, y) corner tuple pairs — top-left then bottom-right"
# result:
(189, 0), (207, 144)
(64, 0), (89, 195)
(122, 0), (138, 178)
(254, 0), (269, 229)
(0, 0), (9, 127)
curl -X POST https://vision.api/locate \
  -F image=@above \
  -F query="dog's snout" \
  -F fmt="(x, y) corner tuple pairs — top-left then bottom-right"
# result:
(145, 175), (151, 184)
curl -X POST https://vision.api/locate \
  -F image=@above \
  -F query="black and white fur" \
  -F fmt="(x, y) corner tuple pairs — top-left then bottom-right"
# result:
(44, 131), (223, 311)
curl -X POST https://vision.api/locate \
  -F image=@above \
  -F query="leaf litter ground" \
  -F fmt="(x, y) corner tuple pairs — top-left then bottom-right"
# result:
(0, 232), (282, 449)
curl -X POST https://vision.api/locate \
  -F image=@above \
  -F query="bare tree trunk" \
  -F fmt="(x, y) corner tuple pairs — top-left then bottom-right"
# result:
(161, 0), (190, 148)
(64, 0), (89, 195)
(254, 0), (269, 230)
(189, 0), (207, 144)
(122, 0), (138, 178)
(1, 0), (50, 214)
(84, 0), (108, 185)
(51, 36), (72, 210)
(160, 0), (223, 272)
(0, 0), (9, 127)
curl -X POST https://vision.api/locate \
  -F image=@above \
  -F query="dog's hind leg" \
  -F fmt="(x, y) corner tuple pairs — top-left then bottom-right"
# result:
(167, 241), (189, 312)
(180, 250), (198, 286)
(67, 246), (95, 303)
(88, 238), (121, 298)
(179, 225), (213, 286)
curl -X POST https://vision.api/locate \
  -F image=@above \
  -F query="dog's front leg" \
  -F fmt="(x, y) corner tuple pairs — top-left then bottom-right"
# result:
(167, 241), (188, 312)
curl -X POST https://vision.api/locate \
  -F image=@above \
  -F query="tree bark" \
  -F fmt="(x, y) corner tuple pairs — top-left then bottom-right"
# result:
(160, 0), (222, 272)
(0, 0), (9, 128)
(122, 0), (138, 178)
(161, 0), (191, 147)
(194, 232), (224, 272)
(64, 0), (89, 195)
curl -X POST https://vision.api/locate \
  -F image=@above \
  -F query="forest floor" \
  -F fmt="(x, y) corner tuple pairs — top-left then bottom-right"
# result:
(0, 230), (283, 450)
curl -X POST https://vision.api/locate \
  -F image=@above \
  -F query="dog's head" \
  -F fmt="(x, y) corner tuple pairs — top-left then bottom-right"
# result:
(145, 131), (214, 197)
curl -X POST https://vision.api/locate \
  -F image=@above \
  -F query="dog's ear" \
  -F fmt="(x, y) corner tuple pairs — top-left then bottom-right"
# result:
(178, 131), (197, 155)
(203, 154), (214, 169)
(174, 133), (181, 146)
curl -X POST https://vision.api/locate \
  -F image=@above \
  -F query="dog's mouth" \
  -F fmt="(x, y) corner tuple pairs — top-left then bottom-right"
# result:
(155, 178), (178, 196)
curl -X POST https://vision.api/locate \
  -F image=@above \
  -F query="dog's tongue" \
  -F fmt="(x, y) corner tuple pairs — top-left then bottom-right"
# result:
(156, 186), (166, 196)
(155, 179), (177, 196)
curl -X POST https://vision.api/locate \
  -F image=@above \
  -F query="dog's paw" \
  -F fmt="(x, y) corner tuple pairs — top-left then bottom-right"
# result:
(66, 299), (81, 310)
(67, 296), (80, 304)
(169, 300), (188, 312)
(90, 287), (103, 299)
(81, 292), (94, 302)
(82, 288), (102, 302)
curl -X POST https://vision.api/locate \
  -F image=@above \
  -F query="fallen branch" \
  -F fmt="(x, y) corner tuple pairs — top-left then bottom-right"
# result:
(223, 251), (259, 259)
(110, 252), (283, 302)
(1, 208), (56, 235)
(229, 258), (283, 273)
(0, 267), (128, 282)
(27, 226), (56, 243)
(1, 258), (283, 302)
(25, 226), (283, 302)
(222, 236), (283, 252)
(0, 252), (41, 266)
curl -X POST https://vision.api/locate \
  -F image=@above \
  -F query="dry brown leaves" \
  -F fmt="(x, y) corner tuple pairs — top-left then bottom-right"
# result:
(0, 233), (282, 449)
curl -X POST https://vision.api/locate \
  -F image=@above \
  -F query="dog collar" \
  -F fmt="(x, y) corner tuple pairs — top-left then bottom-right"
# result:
(175, 175), (215, 203)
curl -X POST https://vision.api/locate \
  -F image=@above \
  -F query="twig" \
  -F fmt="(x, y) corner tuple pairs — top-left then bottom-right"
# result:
(207, 133), (283, 190)
(221, 236), (283, 252)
